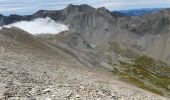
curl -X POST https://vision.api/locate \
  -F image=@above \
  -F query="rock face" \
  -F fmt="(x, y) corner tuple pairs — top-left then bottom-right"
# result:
(117, 8), (170, 64)
(0, 14), (30, 25)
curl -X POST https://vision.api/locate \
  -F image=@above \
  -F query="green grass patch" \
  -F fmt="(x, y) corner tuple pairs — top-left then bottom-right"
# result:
(110, 55), (170, 96)
(107, 42), (170, 96)
(113, 71), (164, 96)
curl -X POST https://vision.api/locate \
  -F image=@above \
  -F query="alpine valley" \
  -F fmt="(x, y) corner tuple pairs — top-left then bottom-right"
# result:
(0, 4), (170, 100)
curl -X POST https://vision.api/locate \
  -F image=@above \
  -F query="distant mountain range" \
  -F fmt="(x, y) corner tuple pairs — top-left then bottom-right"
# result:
(115, 8), (163, 16)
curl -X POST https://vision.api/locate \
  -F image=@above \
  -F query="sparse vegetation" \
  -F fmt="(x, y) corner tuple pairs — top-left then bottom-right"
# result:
(113, 71), (164, 96)
(108, 43), (170, 96)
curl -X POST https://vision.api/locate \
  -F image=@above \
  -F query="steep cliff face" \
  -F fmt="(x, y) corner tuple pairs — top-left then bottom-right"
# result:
(119, 9), (170, 35)
(116, 8), (170, 64)
(33, 5), (123, 44)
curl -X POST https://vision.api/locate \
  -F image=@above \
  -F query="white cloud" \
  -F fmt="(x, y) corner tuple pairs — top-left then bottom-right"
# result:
(1, 17), (69, 35)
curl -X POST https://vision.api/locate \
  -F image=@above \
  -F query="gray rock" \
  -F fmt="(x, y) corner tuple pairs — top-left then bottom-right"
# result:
(42, 88), (51, 94)
(76, 94), (80, 98)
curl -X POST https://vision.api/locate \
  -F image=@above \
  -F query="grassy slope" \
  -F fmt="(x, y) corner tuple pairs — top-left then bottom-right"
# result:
(106, 42), (170, 97)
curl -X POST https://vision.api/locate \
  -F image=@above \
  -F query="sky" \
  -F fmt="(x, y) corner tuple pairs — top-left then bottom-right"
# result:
(1, 0), (170, 15)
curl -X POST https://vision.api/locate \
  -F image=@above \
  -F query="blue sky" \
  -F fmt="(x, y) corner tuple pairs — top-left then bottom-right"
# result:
(1, 0), (170, 15)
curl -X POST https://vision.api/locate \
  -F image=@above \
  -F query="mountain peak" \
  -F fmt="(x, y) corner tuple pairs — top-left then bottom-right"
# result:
(66, 4), (94, 9)
(97, 7), (108, 11)
(65, 4), (95, 13)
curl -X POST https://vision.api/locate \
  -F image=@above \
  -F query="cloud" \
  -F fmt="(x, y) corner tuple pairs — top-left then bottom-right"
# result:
(1, 17), (69, 35)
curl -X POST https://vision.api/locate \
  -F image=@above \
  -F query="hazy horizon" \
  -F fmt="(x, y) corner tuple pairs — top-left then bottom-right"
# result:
(0, 0), (170, 15)
(0, 7), (167, 16)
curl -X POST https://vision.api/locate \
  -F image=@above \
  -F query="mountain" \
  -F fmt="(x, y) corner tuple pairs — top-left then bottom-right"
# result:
(117, 8), (162, 16)
(0, 4), (170, 99)
(0, 27), (166, 100)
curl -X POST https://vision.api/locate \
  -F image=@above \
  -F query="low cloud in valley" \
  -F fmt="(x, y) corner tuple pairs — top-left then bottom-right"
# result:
(1, 17), (69, 35)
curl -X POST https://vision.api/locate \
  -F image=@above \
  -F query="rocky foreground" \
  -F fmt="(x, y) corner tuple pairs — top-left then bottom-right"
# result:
(0, 27), (168, 100)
